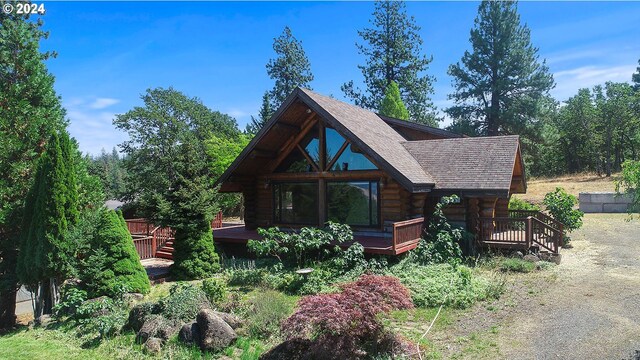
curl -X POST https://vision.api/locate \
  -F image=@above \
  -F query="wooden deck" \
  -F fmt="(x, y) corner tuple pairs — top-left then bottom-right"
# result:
(212, 218), (423, 256)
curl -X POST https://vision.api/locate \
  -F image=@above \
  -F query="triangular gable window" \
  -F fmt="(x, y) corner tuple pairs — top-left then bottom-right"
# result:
(325, 127), (377, 171)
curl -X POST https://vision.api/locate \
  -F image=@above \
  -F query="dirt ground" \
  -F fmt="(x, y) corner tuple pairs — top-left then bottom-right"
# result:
(514, 173), (618, 205)
(432, 214), (640, 359)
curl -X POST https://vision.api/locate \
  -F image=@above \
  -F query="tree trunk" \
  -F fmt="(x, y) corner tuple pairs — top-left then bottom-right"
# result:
(0, 242), (18, 331)
(0, 284), (17, 331)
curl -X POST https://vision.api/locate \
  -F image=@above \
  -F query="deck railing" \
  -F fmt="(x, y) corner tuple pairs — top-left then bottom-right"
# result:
(479, 211), (563, 254)
(126, 211), (223, 260)
(392, 217), (424, 253)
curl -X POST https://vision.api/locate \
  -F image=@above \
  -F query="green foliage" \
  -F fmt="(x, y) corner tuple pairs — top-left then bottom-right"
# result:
(75, 297), (128, 340)
(158, 283), (211, 322)
(247, 91), (274, 136)
(201, 277), (227, 305)
(266, 26), (314, 110)
(246, 290), (294, 339)
(617, 160), (640, 214)
(447, 0), (554, 137)
(508, 197), (541, 211)
(633, 58), (640, 92)
(171, 222), (220, 280)
(87, 147), (128, 200)
(115, 87), (231, 280)
(80, 210), (150, 298)
(206, 133), (250, 216)
(53, 285), (88, 318)
(227, 269), (266, 287)
(0, 8), (67, 328)
(17, 130), (79, 305)
(248, 222), (352, 268)
(499, 258), (536, 273)
(543, 187), (584, 234)
(342, 0), (438, 126)
(390, 263), (503, 308)
(409, 196), (464, 265)
(379, 81), (410, 120)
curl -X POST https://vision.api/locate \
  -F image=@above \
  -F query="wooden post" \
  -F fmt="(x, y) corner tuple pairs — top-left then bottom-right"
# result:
(526, 216), (533, 249)
(558, 223), (564, 251)
(151, 231), (157, 258)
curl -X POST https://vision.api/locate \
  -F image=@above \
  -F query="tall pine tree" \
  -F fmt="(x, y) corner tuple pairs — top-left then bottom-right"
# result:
(246, 91), (273, 136)
(17, 130), (79, 318)
(379, 81), (410, 120)
(632, 58), (640, 91)
(0, 5), (66, 329)
(447, 0), (554, 137)
(342, 0), (437, 126)
(266, 26), (314, 110)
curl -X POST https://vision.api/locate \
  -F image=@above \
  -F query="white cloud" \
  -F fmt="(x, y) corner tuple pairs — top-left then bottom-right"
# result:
(226, 108), (249, 119)
(89, 97), (120, 109)
(552, 64), (636, 101)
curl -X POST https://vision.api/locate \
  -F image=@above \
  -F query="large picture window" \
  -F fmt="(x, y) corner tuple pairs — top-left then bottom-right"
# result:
(273, 182), (318, 225)
(327, 181), (379, 227)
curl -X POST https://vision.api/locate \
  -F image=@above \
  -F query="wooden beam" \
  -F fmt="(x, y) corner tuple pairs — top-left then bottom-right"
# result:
(251, 148), (277, 158)
(274, 122), (300, 131)
(296, 144), (320, 172)
(325, 140), (349, 171)
(263, 170), (384, 181)
(267, 113), (317, 173)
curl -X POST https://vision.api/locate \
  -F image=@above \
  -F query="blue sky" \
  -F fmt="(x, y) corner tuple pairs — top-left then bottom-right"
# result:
(37, 1), (640, 155)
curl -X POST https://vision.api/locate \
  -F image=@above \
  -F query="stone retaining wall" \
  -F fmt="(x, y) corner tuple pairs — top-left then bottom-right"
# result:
(579, 192), (633, 213)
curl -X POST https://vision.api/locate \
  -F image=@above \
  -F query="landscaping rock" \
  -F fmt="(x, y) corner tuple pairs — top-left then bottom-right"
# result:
(259, 338), (312, 360)
(123, 293), (145, 304)
(548, 253), (562, 265)
(144, 337), (163, 355)
(512, 250), (524, 258)
(178, 321), (201, 345)
(136, 315), (165, 344)
(157, 319), (183, 341)
(128, 302), (158, 332)
(212, 311), (242, 329)
(523, 254), (539, 262)
(196, 309), (237, 351)
(36, 314), (53, 327)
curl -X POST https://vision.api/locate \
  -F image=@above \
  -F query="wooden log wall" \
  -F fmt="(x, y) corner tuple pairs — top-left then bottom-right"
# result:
(255, 179), (272, 228)
(242, 180), (257, 229)
(495, 197), (510, 218)
(442, 202), (467, 227)
(380, 177), (411, 223)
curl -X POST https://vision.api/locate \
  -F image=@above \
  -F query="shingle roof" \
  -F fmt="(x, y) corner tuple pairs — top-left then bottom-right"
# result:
(298, 88), (436, 191)
(402, 136), (520, 192)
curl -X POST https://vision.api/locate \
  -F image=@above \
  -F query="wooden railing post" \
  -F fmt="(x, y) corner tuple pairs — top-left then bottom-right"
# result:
(151, 231), (157, 258)
(526, 216), (533, 249)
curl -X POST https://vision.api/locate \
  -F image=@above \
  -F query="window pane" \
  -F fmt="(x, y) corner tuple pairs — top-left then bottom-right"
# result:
(275, 148), (314, 173)
(300, 124), (320, 167)
(332, 144), (377, 171)
(327, 181), (379, 227)
(274, 183), (318, 225)
(325, 127), (346, 168)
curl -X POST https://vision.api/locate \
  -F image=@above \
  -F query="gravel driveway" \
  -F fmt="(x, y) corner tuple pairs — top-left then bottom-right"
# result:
(500, 214), (640, 359)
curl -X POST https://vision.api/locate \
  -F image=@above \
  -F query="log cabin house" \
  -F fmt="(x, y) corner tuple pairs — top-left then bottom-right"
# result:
(213, 88), (563, 256)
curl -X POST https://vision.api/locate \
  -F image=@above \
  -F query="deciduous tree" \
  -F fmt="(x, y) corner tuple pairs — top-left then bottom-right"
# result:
(342, 0), (437, 126)
(114, 88), (238, 279)
(447, 0), (554, 136)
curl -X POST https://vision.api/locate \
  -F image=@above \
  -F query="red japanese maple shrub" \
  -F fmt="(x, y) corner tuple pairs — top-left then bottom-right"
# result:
(281, 275), (413, 340)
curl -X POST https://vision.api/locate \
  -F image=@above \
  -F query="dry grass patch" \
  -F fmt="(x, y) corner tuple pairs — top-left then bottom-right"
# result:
(515, 172), (618, 204)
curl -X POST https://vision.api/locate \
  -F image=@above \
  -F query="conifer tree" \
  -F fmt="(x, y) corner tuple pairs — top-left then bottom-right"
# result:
(447, 0), (554, 136)
(632, 58), (640, 91)
(17, 130), (78, 317)
(246, 91), (273, 136)
(81, 210), (150, 298)
(379, 81), (410, 120)
(0, 4), (65, 329)
(266, 26), (314, 110)
(342, 0), (437, 126)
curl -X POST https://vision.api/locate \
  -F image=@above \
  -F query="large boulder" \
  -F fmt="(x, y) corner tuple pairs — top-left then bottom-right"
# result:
(128, 302), (159, 332)
(144, 337), (163, 355)
(196, 309), (237, 351)
(178, 321), (201, 346)
(157, 319), (182, 341)
(212, 311), (243, 330)
(136, 315), (165, 344)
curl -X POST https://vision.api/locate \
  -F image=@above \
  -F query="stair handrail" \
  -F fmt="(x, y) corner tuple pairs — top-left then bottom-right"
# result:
(529, 217), (561, 253)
